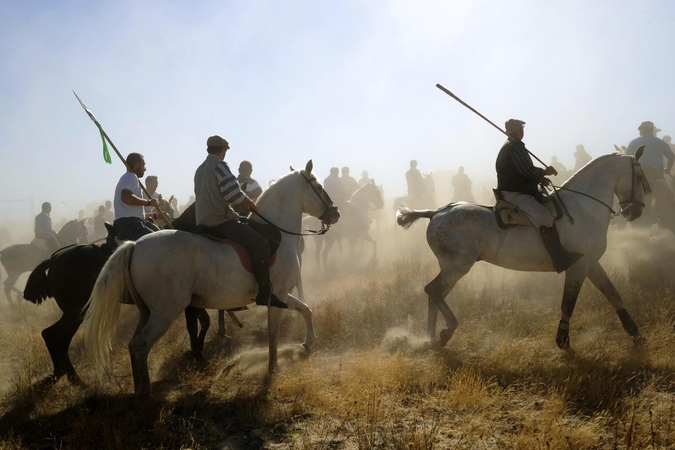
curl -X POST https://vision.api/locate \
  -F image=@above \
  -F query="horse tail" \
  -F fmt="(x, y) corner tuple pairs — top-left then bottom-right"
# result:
(83, 241), (136, 374)
(23, 259), (51, 304)
(396, 205), (438, 230)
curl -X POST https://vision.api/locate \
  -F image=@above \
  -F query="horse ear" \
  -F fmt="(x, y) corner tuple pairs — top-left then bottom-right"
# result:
(305, 160), (313, 174)
(371, 179), (375, 185)
(290, 166), (295, 171)
(635, 145), (645, 162)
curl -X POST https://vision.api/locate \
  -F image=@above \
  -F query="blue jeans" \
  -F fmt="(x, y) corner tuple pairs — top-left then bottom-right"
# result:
(113, 218), (155, 241)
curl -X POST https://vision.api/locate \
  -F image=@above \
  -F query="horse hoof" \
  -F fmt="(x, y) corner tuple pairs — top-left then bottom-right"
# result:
(439, 329), (453, 347)
(633, 334), (646, 347)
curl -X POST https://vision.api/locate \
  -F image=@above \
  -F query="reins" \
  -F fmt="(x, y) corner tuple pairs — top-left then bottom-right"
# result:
(248, 171), (336, 236)
(250, 210), (330, 236)
(547, 159), (650, 222)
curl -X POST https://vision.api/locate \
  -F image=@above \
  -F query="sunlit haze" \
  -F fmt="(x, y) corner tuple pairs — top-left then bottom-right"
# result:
(1, 0), (673, 229)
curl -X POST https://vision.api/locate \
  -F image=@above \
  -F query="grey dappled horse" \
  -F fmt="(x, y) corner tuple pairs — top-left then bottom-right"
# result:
(397, 150), (650, 350)
(83, 161), (340, 396)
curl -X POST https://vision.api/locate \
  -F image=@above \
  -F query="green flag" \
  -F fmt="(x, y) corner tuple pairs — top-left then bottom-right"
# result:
(95, 121), (112, 164)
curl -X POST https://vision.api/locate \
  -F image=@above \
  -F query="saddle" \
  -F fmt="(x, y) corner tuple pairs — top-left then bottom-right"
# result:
(493, 189), (563, 229)
(196, 221), (281, 274)
(31, 238), (49, 252)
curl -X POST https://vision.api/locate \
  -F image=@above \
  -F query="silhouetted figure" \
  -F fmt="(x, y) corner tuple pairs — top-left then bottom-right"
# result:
(341, 167), (359, 199)
(103, 200), (114, 223)
(626, 121), (675, 232)
(35, 202), (59, 251)
(406, 160), (426, 198)
(451, 167), (475, 202)
(573, 145), (592, 172)
(94, 205), (107, 240)
(550, 156), (567, 173)
(324, 167), (346, 207)
(496, 118), (581, 273)
(358, 170), (372, 187)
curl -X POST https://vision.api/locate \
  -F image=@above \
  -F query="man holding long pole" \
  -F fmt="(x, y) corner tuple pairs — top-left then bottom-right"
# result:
(113, 152), (159, 240)
(496, 119), (582, 273)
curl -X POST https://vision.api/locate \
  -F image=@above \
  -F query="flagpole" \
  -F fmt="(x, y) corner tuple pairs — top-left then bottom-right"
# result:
(73, 91), (174, 229)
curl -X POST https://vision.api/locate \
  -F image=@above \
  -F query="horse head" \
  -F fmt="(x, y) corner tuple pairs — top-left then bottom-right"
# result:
(299, 160), (340, 225)
(618, 145), (649, 222)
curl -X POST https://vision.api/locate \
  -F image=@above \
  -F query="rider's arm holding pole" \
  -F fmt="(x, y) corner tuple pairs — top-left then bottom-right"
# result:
(509, 141), (557, 185)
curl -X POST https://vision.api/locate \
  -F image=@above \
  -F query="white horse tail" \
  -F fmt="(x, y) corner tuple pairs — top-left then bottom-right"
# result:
(83, 241), (136, 373)
(396, 205), (438, 230)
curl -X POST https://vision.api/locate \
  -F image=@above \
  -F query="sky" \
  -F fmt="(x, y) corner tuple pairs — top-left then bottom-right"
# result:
(0, 0), (673, 226)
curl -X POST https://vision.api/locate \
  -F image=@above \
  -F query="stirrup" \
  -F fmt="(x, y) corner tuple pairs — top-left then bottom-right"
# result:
(255, 292), (288, 309)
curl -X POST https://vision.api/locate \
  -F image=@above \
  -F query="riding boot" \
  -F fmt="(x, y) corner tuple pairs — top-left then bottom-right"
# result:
(539, 225), (584, 273)
(252, 258), (288, 309)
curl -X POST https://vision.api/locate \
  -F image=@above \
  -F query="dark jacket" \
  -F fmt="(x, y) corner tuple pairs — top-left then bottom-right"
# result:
(496, 139), (543, 197)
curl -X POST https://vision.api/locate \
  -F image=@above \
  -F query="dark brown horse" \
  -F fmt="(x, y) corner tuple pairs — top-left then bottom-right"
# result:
(23, 220), (210, 385)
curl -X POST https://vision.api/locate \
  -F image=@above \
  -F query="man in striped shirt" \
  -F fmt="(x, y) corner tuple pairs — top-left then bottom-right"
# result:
(496, 119), (582, 273)
(34, 202), (59, 250)
(194, 135), (286, 308)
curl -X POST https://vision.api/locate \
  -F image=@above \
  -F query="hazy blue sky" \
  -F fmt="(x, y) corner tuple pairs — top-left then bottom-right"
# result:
(1, 0), (673, 223)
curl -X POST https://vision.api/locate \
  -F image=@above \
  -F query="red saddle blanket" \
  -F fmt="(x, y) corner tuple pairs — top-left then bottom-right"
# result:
(202, 234), (277, 274)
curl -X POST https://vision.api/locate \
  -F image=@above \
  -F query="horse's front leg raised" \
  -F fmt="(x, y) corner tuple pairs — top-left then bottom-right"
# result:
(586, 260), (642, 344)
(556, 264), (590, 350)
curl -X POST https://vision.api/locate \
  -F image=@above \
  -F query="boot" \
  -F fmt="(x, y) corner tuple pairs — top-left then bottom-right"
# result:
(539, 225), (583, 273)
(252, 258), (288, 308)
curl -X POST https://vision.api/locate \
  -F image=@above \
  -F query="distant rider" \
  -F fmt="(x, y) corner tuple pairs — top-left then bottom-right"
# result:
(496, 119), (582, 273)
(34, 202), (59, 251)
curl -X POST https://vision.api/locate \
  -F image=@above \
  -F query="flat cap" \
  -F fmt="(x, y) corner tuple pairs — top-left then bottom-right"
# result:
(206, 135), (229, 147)
(505, 119), (525, 134)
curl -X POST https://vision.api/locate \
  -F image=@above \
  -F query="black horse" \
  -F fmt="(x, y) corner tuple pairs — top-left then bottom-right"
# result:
(23, 218), (211, 385)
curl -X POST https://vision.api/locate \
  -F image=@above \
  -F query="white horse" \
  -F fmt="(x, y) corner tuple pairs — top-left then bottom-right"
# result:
(396, 149), (649, 350)
(83, 161), (339, 396)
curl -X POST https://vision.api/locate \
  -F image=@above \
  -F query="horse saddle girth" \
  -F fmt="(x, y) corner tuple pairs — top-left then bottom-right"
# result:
(199, 221), (281, 274)
(492, 189), (563, 229)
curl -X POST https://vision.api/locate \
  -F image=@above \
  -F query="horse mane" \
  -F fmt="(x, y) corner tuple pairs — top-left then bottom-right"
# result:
(562, 153), (622, 187)
(256, 169), (307, 204)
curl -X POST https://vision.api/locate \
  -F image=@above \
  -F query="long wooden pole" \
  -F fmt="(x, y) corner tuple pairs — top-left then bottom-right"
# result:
(73, 91), (174, 229)
(435, 83), (549, 169)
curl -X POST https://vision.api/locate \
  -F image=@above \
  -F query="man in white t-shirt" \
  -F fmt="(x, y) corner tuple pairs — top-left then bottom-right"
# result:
(113, 153), (159, 241)
(234, 160), (263, 215)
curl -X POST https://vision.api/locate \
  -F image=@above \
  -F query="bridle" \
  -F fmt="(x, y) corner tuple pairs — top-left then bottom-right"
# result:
(251, 171), (339, 236)
(550, 157), (651, 222)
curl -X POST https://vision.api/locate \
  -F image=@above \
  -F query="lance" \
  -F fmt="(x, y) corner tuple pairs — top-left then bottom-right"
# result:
(435, 83), (550, 170)
(73, 91), (174, 229)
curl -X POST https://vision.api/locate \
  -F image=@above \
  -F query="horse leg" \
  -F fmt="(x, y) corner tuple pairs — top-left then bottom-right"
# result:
(322, 238), (334, 269)
(424, 261), (472, 346)
(42, 310), (83, 384)
(217, 310), (226, 338)
(295, 273), (305, 303)
(184, 306), (209, 361)
(4, 271), (21, 304)
(285, 294), (316, 351)
(556, 264), (589, 350)
(363, 232), (377, 263)
(128, 313), (174, 396)
(267, 306), (283, 374)
(586, 260), (642, 344)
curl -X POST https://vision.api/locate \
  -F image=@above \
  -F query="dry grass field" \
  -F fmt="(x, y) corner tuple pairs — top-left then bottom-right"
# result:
(1, 224), (675, 449)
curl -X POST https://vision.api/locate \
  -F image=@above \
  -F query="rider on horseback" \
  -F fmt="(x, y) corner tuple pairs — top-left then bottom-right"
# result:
(113, 153), (160, 241)
(496, 119), (583, 273)
(34, 202), (59, 251)
(194, 135), (285, 308)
